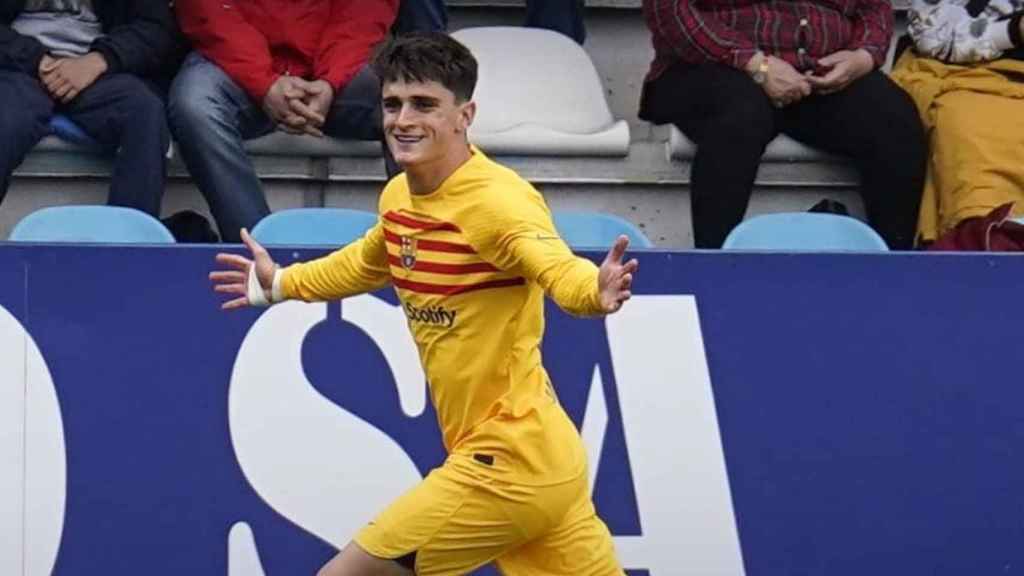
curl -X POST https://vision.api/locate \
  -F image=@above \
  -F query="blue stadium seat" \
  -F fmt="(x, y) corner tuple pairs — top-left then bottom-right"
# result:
(250, 208), (378, 246)
(48, 115), (102, 149)
(9, 206), (175, 243)
(722, 212), (889, 251)
(552, 211), (653, 249)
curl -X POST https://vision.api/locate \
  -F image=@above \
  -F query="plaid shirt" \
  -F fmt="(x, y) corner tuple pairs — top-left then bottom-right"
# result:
(642, 0), (893, 81)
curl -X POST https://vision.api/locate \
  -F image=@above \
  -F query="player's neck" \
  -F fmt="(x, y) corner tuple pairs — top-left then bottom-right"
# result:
(405, 144), (474, 196)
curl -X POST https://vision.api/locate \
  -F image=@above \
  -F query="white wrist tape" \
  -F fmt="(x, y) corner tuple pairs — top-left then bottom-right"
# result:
(246, 265), (284, 307)
(270, 268), (284, 303)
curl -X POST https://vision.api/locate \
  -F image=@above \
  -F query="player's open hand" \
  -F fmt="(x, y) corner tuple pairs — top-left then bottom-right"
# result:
(209, 228), (279, 310)
(597, 235), (639, 314)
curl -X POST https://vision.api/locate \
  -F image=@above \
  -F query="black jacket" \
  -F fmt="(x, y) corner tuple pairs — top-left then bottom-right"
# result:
(0, 0), (184, 81)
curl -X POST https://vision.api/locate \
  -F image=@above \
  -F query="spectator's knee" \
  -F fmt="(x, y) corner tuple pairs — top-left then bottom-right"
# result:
(168, 88), (209, 132)
(168, 74), (233, 135)
(725, 94), (774, 128)
(891, 92), (925, 137)
(131, 90), (168, 127)
(0, 113), (39, 145)
(693, 91), (775, 153)
(0, 96), (44, 141)
(109, 87), (170, 150)
(870, 91), (926, 161)
(697, 112), (774, 158)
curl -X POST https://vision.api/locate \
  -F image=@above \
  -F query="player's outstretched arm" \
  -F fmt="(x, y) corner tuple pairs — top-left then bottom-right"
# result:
(597, 235), (639, 314)
(209, 228), (280, 310)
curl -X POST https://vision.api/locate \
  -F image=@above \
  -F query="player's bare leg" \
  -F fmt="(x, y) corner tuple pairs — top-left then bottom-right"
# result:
(316, 541), (413, 576)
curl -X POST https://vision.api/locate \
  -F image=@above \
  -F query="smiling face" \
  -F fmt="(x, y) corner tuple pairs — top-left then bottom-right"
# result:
(381, 78), (475, 171)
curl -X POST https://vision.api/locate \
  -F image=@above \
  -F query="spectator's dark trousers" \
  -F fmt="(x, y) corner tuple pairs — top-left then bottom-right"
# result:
(168, 52), (384, 243)
(0, 70), (169, 216)
(395, 0), (586, 44)
(640, 64), (927, 249)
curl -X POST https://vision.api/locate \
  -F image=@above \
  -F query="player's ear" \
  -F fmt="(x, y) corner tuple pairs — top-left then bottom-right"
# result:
(457, 100), (476, 133)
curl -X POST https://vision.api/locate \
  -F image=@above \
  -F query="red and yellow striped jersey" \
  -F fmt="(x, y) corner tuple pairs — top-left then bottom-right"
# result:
(281, 149), (604, 485)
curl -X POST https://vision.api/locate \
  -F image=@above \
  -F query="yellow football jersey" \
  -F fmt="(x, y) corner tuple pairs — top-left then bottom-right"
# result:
(280, 148), (604, 485)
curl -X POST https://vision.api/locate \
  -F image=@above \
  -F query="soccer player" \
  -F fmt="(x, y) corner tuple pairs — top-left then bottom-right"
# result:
(210, 32), (635, 576)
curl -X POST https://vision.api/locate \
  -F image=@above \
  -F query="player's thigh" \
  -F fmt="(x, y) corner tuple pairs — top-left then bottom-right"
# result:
(318, 541), (412, 576)
(355, 466), (527, 576)
(497, 484), (623, 576)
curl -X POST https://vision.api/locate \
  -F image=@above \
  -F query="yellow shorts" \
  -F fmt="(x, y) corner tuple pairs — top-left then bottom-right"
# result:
(354, 461), (623, 575)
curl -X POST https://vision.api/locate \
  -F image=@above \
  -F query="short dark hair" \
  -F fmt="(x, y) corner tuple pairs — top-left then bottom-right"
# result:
(373, 32), (478, 102)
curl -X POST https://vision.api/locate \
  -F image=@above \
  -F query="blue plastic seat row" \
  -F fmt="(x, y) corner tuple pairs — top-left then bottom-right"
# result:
(251, 210), (888, 251)
(6, 206), (655, 249)
(9, 206), (175, 244)
(722, 213), (889, 251)
(34, 119), (887, 252)
(250, 208), (654, 249)
(7, 202), (889, 252)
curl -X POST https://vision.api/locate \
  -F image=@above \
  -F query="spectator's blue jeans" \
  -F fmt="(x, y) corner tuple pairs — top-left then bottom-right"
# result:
(395, 0), (586, 44)
(0, 70), (168, 215)
(168, 52), (383, 242)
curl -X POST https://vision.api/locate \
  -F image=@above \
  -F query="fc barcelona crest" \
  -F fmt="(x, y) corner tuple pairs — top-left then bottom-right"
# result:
(400, 236), (417, 269)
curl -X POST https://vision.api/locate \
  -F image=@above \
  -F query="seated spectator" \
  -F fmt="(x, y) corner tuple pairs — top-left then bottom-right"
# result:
(395, 0), (586, 45)
(890, 0), (1024, 248)
(169, 1), (397, 243)
(638, 0), (926, 249)
(0, 0), (181, 217)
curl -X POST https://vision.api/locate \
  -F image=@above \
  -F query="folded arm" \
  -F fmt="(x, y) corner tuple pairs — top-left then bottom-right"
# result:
(92, 0), (183, 76)
(175, 0), (277, 101)
(847, 0), (894, 67)
(315, 0), (398, 92)
(0, 23), (47, 74)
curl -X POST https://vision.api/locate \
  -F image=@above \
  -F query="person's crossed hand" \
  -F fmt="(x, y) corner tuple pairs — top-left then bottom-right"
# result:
(263, 75), (317, 135)
(285, 78), (335, 138)
(806, 49), (874, 95)
(38, 52), (108, 104)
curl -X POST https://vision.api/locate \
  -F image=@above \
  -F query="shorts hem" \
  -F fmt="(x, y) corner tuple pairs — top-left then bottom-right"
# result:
(352, 534), (413, 563)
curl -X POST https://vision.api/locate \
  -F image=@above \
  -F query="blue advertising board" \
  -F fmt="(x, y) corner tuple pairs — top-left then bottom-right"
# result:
(1, 246), (1022, 575)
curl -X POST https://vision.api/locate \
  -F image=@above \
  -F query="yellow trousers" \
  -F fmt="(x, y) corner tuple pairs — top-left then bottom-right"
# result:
(890, 52), (1024, 242)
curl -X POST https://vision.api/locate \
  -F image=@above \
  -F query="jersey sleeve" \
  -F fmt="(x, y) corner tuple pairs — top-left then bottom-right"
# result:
(461, 184), (604, 317)
(280, 221), (391, 301)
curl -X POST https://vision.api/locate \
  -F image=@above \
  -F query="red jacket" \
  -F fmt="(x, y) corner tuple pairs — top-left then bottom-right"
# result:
(176, 0), (397, 102)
